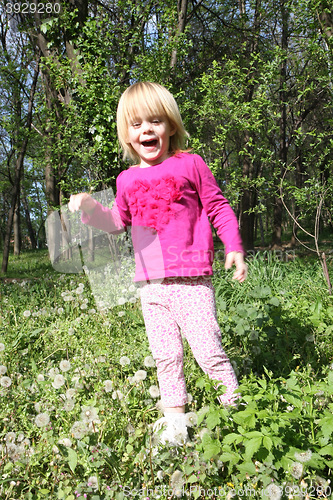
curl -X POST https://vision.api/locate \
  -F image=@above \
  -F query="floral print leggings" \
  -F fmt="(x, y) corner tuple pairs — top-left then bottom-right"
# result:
(139, 276), (239, 407)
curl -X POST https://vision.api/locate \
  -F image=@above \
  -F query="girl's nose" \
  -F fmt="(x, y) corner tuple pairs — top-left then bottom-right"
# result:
(142, 121), (153, 132)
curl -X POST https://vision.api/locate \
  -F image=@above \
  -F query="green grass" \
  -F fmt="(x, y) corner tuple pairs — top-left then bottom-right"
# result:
(0, 250), (332, 499)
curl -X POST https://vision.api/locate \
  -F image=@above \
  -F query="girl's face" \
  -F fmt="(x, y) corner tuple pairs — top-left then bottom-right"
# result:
(127, 114), (176, 168)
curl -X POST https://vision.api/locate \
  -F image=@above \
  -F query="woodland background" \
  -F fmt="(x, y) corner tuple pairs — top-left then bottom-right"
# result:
(0, 0), (332, 273)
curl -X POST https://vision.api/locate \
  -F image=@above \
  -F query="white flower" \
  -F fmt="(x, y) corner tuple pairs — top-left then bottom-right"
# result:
(58, 438), (72, 447)
(66, 388), (76, 399)
(156, 470), (164, 480)
(119, 356), (130, 366)
(35, 413), (50, 428)
(149, 385), (160, 398)
(104, 380), (113, 392)
(57, 307), (64, 314)
(37, 374), (45, 382)
(80, 303), (87, 310)
(63, 399), (75, 412)
(68, 328), (75, 335)
(88, 308), (96, 315)
(87, 475), (99, 491)
(144, 356), (155, 368)
(81, 406), (99, 423)
(0, 365), (7, 375)
(59, 360), (71, 372)
(23, 310), (31, 318)
(264, 483), (282, 500)
(5, 432), (16, 443)
(0, 343), (5, 352)
(112, 390), (124, 400)
(128, 284), (136, 293)
(1, 376), (12, 387)
(187, 393), (193, 403)
(71, 421), (88, 439)
(185, 412), (197, 427)
(294, 450), (312, 463)
(290, 462), (303, 479)
(52, 374), (65, 389)
(117, 297), (126, 306)
(133, 370), (147, 382)
(171, 470), (184, 492)
(48, 368), (59, 378)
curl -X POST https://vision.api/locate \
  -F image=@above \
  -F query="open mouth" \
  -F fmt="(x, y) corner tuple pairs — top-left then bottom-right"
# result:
(141, 139), (158, 148)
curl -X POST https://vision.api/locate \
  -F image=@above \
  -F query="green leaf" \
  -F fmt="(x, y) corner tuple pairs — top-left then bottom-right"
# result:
(40, 490), (50, 495)
(67, 448), (78, 473)
(244, 437), (262, 460)
(224, 433), (243, 445)
(262, 436), (273, 451)
(188, 474), (198, 483)
(203, 441), (221, 459)
(206, 410), (221, 430)
(236, 461), (257, 477)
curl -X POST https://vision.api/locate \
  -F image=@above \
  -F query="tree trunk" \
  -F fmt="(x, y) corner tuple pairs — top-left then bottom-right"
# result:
(1, 57), (40, 273)
(272, 0), (289, 248)
(170, 0), (188, 70)
(13, 196), (21, 256)
(22, 194), (37, 249)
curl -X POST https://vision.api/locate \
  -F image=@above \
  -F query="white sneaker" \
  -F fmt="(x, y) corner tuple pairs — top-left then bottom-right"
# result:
(153, 416), (188, 446)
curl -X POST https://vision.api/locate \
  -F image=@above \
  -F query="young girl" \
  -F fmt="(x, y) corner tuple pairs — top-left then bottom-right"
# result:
(69, 82), (247, 446)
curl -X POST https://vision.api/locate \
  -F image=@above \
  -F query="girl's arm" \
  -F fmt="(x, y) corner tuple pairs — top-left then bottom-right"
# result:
(68, 193), (125, 234)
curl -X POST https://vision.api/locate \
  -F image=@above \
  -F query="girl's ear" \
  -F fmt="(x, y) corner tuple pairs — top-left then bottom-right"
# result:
(169, 122), (177, 136)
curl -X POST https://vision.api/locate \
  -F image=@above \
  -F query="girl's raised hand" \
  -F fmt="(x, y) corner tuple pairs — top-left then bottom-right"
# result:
(68, 193), (97, 215)
(225, 251), (248, 283)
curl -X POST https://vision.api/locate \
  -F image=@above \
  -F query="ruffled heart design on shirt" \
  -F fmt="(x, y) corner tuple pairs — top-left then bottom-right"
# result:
(127, 176), (183, 232)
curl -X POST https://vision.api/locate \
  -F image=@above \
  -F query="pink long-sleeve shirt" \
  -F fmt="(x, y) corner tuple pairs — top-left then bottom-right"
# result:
(82, 152), (244, 281)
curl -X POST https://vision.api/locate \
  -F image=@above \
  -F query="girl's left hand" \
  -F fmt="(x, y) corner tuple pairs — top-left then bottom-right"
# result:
(225, 251), (248, 283)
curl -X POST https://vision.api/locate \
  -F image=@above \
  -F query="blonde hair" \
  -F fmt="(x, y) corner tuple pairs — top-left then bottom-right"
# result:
(116, 82), (189, 163)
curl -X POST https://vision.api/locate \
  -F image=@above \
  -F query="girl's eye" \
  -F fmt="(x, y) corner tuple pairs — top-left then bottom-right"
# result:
(152, 119), (161, 124)
(132, 123), (141, 128)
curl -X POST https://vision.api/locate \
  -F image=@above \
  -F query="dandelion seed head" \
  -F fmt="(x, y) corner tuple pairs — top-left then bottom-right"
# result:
(290, 462), (303, 479)
(71, 421), (88, 439)
(81, 406), (99, 423)
(133, 369), (147, 382)
(35, 412), (50, 428)
(104, 380), (113, 392)
(87, 475), (99, 491)
(119, 356), (130, 366)
(37, 374), (45, 382)
(58, 437), (72, 447)
(294, 450), (312, 463)
(48, 368), (59, 378)
(112, 390), (124, 400)
(149, 385), (160, 398)
(118, 311), (125, 317)
(0, 343), (5, 352)
(0, 365), (7, 375)
(52, 374), (65, 389)
(5, 432), (16, 444)
(66, 388), (76, 399)
(1, 376), (12, 387)
(170, 470), (184, 490)
(68, 328), (75, 335)
(63, 399), (75, 412)
(59, 360), (71, 372)
(185, 412), (197, 427)
(264, 483), (282, 500)
(23, 310), (31, 318)
(144, 356), (155, 368)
